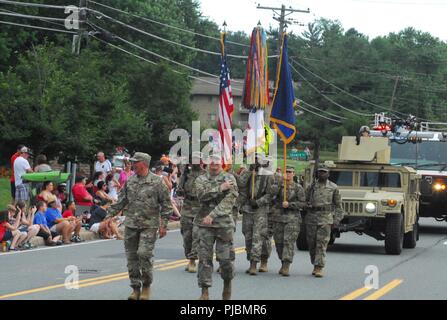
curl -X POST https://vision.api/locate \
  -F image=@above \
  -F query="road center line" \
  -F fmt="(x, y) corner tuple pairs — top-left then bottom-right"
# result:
(0, 246), (247, 299)
(363, 279), (403, 300)
(339, 286), (372, 300)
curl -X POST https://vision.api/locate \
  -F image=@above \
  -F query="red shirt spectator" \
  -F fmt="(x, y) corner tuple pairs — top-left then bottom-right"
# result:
(10, 151), (20, 183)
(72, 177), (94, 206)
(62, 201), (76, 218)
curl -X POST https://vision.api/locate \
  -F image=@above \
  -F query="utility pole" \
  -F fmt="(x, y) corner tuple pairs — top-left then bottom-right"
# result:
(390, 76), (400, 111)
(72, 0), (87, 54)
(256, 4), (310, 58)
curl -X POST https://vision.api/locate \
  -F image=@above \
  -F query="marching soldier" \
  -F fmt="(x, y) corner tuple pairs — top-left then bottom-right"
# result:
(271, 166), (306, 276)
(305, 163), (344, 278)
(178, 151), (205, 273)
(108, 152), (172, 300)
(239, 156), (274, 275)
(195, 155), (238, 300)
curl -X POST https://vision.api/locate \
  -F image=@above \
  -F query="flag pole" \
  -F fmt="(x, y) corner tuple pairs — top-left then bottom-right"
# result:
(283, 141), (287, 202)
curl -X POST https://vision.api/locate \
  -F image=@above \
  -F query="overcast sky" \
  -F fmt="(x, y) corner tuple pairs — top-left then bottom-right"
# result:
(198, 0), (447, 41)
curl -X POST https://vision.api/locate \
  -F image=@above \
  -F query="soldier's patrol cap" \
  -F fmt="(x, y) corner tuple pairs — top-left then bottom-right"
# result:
(129, 152), (151, 166)
(209, 154), (222, 163)
(286, 166), (295, 172)
(317, 163), (330, 172)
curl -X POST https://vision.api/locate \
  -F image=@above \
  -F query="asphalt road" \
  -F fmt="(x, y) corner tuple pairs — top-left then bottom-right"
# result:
(1, 218), (446, 300)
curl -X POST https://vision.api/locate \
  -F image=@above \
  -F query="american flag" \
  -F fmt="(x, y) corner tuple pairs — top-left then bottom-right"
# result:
(218, 38), (234, 165)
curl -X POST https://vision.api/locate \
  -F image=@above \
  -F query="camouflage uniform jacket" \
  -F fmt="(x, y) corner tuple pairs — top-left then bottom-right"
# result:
(108, 172), (173, 229)
(305, 180), (344, 225)
(271, 179), (306, 223)
(239, 170), (273, 214)
(194, 171), (238, 229)
(234, 169), (250, 210)
(179, 167), (205, 218)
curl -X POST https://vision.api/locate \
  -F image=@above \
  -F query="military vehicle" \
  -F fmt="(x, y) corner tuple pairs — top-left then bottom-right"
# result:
(371, 113), (447, 223)
(298, 135), (420, 255)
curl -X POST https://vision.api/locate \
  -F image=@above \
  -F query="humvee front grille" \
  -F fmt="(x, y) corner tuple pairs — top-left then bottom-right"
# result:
(343, 201), (365, 215)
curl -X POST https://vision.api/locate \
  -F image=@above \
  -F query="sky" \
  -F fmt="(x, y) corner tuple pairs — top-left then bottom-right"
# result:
(198, 0), (447, 41)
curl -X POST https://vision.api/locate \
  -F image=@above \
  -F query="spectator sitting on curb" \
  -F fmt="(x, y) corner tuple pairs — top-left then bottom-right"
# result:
(3, 207), (27, 251)
(106, 173), (120, 202)
(92, 171), (105, 194)
(45, 200), (78, 244)
(15, 201), (40, 249)
(89, 199), (123, 240)
(62, 201), (76, 218)
(33, 201), (62, 246)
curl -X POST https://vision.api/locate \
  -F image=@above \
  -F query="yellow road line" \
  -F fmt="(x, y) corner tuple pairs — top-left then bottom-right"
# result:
(0, 246), (248, 299)
(363, 279), (403, 300)
(339, 287), (372, 300)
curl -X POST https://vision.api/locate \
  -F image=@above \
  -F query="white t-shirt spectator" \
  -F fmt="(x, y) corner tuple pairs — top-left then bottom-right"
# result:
(95, 159), (112, 175)
(14, 156), (31, 186)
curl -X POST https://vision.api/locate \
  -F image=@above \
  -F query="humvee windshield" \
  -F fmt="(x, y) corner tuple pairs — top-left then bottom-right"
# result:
(360, 172), (401, 188)
(329, 171), (353, 186)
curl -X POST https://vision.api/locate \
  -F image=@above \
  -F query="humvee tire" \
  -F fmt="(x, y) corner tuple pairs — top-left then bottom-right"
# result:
(385, 213), (403, 255)
(403, 222), (418, 249)
(297, 223), (308, 251)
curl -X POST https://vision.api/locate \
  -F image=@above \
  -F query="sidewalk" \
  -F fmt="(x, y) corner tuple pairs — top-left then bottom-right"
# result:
(29, 220), (181, 248)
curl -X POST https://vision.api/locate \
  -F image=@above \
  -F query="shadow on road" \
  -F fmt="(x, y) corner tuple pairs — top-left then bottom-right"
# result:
(419, 225), (447, 235)
(326, 243), (386, 255)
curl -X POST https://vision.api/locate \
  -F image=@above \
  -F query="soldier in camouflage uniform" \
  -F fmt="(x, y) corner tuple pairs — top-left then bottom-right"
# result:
(108, 152), (172, 300)
(179, 152), (205, 273)
(271, 166), (306, 276)
(305, 163), (344, 278)
(194, 155), (238, 300)
(239, 157), (274, 275)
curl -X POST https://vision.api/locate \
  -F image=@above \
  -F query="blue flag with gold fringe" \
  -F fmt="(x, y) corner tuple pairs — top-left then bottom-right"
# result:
(270, 34), (296, 145)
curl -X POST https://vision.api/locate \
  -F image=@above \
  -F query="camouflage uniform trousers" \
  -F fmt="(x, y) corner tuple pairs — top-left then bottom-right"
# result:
(180, 215), (199, 260)
(272, 215), (300, 263)
(241, 211), (269, 262)
(306, 223), (331, 267)
(124, 226), (158, 289)
(198, 226), (234, 288)
(262, 217), (273, 261)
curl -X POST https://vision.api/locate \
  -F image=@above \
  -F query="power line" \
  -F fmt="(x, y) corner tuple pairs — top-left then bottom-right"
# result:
(90, 34), (243, 93)
(289, 62), (374, 117)
(0, 7), (66, 28)
(0, 19), (76, 34)
(291, 58), (407, 116)
(0, 10), (78, 22)
(299, 103), (342, 123)
(88, 22), (245, 83)
(296, 98), (348, 120)
(87, 0), (250, 48)
(0, 0), (66, 9)
(87, 7), (269, 60)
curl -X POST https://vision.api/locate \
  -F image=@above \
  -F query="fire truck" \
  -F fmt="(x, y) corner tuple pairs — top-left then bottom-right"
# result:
(370, 113), (447, 222)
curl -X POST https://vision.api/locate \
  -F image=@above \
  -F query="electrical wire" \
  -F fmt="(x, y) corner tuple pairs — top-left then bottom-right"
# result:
(90, 34), (243, 92)
(291, 58), (407, 116)
(87, 0), (250, 48)
(0, 7), (66, 28)
(88, 22), (245, 83)
(299, 103), (342, 123)
(297, 99), (348, 120)
(0, 10), (79, 22)
(0, 19), (76, 34)
(0, 0), (66, 10)
(289, 62), (374, 117)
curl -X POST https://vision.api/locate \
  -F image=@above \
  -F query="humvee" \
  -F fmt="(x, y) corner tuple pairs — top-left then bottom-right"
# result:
(298, 136), (421, 255)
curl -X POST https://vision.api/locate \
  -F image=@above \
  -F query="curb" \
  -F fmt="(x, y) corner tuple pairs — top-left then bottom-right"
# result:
(29, 220), (181, 248)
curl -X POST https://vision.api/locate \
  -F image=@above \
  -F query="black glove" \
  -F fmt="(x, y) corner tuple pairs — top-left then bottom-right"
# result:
(250, 199), (259, 209)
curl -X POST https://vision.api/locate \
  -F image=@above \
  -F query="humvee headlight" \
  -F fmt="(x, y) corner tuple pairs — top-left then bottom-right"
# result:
(433, 183), (446, 191)
(365, 202), (376, 213)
